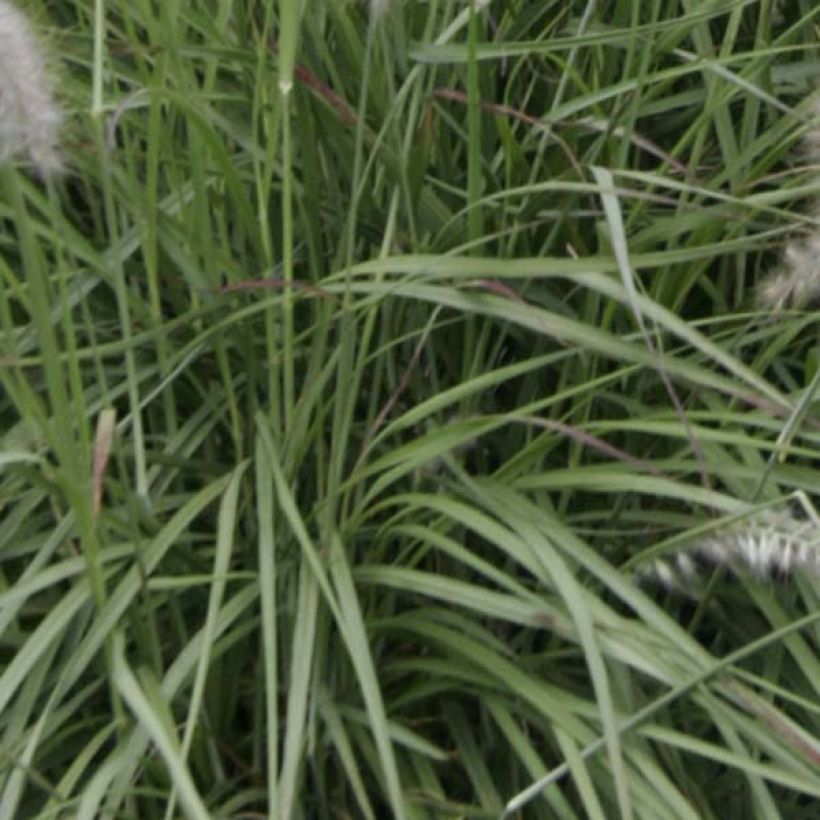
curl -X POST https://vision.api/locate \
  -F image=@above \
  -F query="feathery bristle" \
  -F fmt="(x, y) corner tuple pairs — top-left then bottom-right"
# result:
(756, 92), (820, 311)
(638, 507), (820, 594)
(0, 1), (62, 175)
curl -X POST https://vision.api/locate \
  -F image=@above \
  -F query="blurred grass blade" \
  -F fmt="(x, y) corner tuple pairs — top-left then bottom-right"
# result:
(112, 637), (210, 820)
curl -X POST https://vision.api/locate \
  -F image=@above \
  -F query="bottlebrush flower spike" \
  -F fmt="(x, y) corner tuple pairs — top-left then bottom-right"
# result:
(638, 497), (820, 594)
(757, 92), (820, 311)
(0, 0), (62, 175)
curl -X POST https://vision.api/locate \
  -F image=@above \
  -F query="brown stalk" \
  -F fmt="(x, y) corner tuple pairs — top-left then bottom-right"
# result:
(218, 278), (333, 298)
(269, 39), (357, 127)
(92, 408), (117, 522)
(433, 87), (687, 176)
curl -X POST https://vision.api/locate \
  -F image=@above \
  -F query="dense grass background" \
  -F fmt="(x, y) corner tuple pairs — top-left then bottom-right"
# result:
(1, 1), (819, 817)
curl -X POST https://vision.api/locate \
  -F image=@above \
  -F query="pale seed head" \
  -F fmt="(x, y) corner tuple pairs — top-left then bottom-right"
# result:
(0, 1), (63, 176)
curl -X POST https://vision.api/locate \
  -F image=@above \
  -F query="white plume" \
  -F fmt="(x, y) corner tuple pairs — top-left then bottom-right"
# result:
(0, 0), (62, 175)
(638, 504), (820, 594)
(756, 92), (820, 311)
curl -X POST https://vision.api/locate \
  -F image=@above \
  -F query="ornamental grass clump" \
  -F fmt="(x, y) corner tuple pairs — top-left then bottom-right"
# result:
(1, 3), (818, 818)
(0, 0), (62, 175)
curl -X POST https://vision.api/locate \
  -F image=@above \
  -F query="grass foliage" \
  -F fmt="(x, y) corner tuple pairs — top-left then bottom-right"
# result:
(1, 1), (819, 817)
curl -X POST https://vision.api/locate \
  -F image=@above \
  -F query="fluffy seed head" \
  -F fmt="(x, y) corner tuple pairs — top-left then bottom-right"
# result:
(756, 90), (820, 311)
(0, 1), (62, 175)
(757, 230), (820, 310)
(638, 508), (820, 594)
